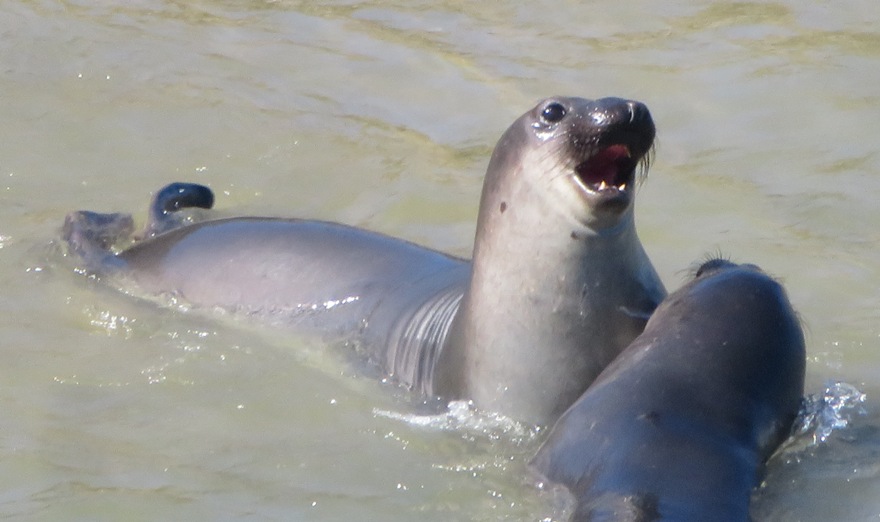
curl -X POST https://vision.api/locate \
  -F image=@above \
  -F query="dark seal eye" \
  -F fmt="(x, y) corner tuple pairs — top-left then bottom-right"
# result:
(540, 102), (567, 123)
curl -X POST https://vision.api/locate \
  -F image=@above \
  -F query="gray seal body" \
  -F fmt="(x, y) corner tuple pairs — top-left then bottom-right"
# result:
(63, 96), (666, 425)
(530, 259), (806, 520)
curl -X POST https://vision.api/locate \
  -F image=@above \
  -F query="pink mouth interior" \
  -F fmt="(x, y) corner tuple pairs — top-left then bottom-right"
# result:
(574, 144), (634, 191)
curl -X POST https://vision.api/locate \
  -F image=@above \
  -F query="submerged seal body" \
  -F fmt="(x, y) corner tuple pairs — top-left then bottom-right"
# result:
(530, 259), (806, 520)
(63, 96), (666, 425)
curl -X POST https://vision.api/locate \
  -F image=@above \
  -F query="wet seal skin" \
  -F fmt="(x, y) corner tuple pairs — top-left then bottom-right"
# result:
(63, 96), (665, 426)
(530, 259), (806, 521)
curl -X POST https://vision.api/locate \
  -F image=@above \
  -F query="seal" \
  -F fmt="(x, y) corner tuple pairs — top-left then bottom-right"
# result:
(530, 259), (806, 521)
(63, 96), (666, 425)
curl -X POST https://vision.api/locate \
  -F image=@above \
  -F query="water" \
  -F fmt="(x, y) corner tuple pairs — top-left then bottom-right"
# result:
(1, 0), (879, 519)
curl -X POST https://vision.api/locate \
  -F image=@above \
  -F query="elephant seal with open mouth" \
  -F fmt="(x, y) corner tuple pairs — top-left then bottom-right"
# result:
(63, 96), (666, 425)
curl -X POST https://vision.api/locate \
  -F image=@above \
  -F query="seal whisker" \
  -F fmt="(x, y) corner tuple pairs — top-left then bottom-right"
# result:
(636, 145), (654, 186)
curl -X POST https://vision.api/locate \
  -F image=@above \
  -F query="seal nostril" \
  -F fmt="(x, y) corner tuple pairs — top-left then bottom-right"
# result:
(626, 101), (637, 124)
(626, 101), (651, 129)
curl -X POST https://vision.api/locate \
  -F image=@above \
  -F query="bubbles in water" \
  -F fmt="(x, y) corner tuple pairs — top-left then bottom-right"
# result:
(141, 364), (168, 384)
(87, 307), (136, 338)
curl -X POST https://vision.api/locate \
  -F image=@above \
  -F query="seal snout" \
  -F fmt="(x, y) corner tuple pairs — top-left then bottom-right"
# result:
(570, 98), (654, 203)
(586, 98), (654, 154)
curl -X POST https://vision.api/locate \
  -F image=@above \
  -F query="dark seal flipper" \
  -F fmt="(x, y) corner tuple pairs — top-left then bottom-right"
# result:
(63, 182), (214, 274)
(62, 210), (134, 273)
(531, 259), (806, 521)
(141, 182), (215, 238)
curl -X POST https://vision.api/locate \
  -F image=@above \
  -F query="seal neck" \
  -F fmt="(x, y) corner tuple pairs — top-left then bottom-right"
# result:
(437, 184), (655, 425)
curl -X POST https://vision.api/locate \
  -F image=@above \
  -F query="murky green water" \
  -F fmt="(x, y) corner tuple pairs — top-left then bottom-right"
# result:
(1, 1), (879, 519)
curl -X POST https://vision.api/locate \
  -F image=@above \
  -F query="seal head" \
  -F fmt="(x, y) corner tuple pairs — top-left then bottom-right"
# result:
(531, 97), (654, 220)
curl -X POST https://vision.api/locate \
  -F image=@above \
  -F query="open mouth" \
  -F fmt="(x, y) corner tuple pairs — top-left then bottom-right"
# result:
(573, 144), (637, 194)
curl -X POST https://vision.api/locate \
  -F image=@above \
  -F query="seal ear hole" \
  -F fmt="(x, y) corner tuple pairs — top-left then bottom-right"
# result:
(499, 201), (507, 213)
(540, 102), (567, 124)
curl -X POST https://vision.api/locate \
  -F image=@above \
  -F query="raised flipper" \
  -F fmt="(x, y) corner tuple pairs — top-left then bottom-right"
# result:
(140, 182), (215, 238)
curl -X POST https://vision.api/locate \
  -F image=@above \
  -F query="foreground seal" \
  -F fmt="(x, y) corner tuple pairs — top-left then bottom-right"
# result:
(530, 259), (806, 520)
(63, 96), (666, 425)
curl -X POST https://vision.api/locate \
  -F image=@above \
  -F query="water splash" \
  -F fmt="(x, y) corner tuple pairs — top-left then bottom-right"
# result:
(373, 400), (540, 443)
(791, 381), (867, 447)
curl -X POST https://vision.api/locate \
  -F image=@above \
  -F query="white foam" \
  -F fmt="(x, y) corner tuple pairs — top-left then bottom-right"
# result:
(373, 400), (540, 443)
